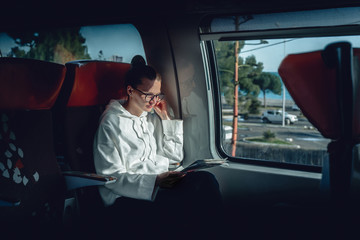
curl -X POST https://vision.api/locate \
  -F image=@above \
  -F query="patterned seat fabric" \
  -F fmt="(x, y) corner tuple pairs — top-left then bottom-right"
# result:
(0, 57), (66, 235)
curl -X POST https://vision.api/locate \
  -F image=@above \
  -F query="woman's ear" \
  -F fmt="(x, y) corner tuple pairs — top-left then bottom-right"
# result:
(127, 86), (133, 96)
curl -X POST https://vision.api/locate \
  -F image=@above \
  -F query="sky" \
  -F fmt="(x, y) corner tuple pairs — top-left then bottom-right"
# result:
(212, 7), (360, 72)
(79, 24), (145, 62)
(240, 36), (360, 72)
(0, 33), (15, 56)
(1, 22), (360, 72)
(0, 24), (145, 62)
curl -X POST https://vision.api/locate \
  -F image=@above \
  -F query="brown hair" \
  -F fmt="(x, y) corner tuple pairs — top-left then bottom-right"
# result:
(124, 55), (158, 89)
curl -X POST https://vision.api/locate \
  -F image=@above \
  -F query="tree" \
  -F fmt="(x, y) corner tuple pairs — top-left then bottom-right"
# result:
(238, 56), (263, 96)
(215, 32), (268, 156)
(248, 97), (261, 114)
(215, 41), (244, 106)
(7, 27), (91, 64)
(253, 72), (282, 108)
(7, 46), (26, 58)
(215, 40), (265, 156)
(214, 41), (264, 111)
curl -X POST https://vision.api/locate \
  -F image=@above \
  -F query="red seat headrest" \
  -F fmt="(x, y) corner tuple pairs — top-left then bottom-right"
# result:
(278, 48), (360, 139)
(65, 61), (131, 107)
(0, 58), (66, 110)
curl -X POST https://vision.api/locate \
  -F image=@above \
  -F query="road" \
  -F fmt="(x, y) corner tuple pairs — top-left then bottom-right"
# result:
(223, 113), (330, 150)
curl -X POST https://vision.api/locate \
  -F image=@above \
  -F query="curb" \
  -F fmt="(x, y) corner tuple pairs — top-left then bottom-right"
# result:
(242, 136), (301, 149)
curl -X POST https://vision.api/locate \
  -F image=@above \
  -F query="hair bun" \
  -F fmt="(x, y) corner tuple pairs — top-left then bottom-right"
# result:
(131, 55), (146, 67)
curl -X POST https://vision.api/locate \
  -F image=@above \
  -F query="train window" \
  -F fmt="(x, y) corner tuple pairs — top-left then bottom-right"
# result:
(0, 24), (145, 64)
(201, 7), (360, 170)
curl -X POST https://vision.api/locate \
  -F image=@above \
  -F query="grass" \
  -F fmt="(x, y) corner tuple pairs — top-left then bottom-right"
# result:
(247, 137), (292, 145)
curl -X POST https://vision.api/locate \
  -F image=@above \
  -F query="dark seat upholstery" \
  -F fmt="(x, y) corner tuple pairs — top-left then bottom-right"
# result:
(54, 60), (130, 172)
(279, 42), (360, 203)
(0, 57), (66, 237)
(53, 60), (130, 224)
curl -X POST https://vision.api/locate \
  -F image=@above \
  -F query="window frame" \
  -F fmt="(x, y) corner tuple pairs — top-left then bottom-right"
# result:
(199, 10), (360, 173)
(202, 39), (323, 173)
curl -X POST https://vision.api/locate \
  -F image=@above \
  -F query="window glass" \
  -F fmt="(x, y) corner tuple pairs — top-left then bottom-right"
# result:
(210, 7), (360, 33)
(0, 24), (145, 64)
(206, 8), (360, 168)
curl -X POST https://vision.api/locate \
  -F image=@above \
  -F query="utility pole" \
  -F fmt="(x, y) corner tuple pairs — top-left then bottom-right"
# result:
(231, 17), (240, 156)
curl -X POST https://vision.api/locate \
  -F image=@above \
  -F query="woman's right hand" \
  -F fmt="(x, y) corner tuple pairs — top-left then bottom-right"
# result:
(153, 100), (171, 120)
(155, 171), (186, 188)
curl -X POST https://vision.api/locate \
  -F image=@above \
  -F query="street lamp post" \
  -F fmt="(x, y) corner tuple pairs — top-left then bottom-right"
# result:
(282, 40), (286, 126)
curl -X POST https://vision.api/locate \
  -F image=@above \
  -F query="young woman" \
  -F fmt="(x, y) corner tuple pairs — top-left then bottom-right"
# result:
(93, 56), (222, 236)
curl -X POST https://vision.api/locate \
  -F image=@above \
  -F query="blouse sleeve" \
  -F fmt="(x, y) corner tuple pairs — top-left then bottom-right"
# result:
(93, 121), (157, 203)
(149, 114), (184, 165)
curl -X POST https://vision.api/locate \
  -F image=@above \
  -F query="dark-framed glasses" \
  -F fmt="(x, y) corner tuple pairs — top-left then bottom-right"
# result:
(133, 88), (165, 102)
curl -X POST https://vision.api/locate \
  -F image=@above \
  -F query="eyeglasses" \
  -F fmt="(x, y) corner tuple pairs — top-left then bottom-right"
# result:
(133, 88), (165, 102)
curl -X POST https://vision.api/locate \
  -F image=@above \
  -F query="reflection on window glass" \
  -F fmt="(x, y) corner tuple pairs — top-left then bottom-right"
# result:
(210, 7), (360, 32)
(0, 24), (145, 64)
(215, 36), (360, 167)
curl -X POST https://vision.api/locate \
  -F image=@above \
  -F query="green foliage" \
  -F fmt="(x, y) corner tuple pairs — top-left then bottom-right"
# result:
(238, 55), (263, 97)
(7, 27), (91, 64)
(215, 41), (241, 106)
(7, 47), (27, 58)
(248, 98), (261, 114)
(214, 40), (265, 113)
(263, 130), (276, 140)
(253, 72), (282, 107)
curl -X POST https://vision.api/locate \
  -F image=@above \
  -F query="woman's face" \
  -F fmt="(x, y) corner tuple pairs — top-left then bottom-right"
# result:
(130, 77), (162, 113)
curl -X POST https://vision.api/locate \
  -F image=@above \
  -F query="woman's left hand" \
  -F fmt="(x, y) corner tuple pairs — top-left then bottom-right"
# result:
(154, 100), (171, 120)
(155, 171), (186, 189)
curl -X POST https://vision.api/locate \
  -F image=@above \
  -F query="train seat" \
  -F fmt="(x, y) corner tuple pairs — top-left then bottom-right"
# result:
(54, 60), (130, 172)
(278, 42), (360, 203)
(0, 57), (66, 236)
(53, 60), (130, 227)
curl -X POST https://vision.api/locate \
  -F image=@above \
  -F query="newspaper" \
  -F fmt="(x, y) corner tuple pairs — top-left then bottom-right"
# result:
(180, 159), (228, 173)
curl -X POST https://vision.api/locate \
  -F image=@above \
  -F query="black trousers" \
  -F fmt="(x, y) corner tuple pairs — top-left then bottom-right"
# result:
(105, 171), (223, 238)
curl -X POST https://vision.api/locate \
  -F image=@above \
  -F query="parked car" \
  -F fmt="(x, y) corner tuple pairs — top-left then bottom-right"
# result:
(262, 110), (298, 125)
(223, 125), (233, 140)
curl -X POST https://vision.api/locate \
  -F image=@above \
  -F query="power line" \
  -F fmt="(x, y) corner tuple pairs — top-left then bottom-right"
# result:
(240, 39), (298, 54)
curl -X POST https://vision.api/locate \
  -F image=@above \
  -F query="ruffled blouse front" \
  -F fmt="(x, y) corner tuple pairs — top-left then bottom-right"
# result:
(93, 100), (183, 206)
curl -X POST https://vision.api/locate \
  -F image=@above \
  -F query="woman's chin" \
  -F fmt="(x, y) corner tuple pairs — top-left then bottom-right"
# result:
(145, 105), (153, 111)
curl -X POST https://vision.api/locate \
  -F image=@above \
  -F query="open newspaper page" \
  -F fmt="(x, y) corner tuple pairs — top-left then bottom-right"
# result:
(180, 159), (228, 173)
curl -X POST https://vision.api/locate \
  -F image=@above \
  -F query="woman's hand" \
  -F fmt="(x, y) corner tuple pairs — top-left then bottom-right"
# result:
(155, 171), (186, 189)
(153, 100), (171, 120)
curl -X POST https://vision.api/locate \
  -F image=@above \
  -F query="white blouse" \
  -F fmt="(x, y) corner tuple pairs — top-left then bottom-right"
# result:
(93, 100), (183, 206)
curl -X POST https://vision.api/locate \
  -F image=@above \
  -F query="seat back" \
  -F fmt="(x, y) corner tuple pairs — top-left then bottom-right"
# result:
(278, 42), (360, 202)
(0, 57), (66, 230)
(54, 60), (130, 172)
(53, 60), (130, 218)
